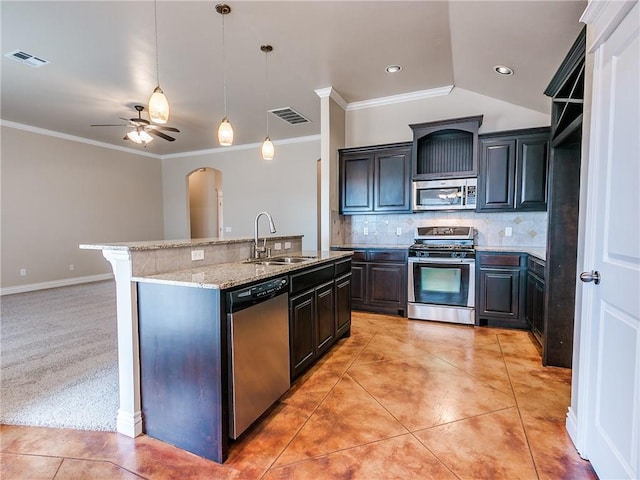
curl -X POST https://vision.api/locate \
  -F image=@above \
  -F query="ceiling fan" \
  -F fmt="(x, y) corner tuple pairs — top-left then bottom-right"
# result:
(91, 105), (180, 143)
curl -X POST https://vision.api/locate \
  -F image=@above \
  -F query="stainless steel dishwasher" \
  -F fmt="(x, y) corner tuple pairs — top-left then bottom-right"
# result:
(227, 276), (290, 439)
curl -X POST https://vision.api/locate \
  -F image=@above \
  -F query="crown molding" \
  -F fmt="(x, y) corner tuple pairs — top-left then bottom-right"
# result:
(314, 87), (348, 109)
(0, 119), (160, 158)
(346, 85), (454, 111)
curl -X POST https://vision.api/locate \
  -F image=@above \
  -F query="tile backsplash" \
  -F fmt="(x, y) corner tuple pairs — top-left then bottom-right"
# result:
(333, 211), (548, 248)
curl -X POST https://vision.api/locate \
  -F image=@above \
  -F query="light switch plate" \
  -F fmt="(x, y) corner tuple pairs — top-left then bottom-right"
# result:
(363, 227), (369, 235)
(191, 249), (205, 261)
(396, 227), (402, 236)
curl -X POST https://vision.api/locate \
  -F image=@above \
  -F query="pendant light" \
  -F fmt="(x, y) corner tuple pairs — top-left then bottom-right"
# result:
(148, 0), (169, 124)
(261, 44), (274, 160)
(216, 4), (233, 146)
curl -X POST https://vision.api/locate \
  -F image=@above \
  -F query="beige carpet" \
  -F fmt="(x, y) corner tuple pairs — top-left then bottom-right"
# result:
(1, 280), (118, 431)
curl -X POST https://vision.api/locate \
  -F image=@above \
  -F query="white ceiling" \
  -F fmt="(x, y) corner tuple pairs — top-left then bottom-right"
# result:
(1, 1), (586, 156)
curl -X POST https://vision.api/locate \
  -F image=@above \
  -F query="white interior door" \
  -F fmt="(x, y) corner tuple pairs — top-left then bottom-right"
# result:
(579, 2), (639, 478)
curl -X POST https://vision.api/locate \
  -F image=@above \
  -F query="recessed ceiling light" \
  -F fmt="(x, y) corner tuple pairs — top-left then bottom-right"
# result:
(385, 65), (402, 74)
(494, 65), (514, 76)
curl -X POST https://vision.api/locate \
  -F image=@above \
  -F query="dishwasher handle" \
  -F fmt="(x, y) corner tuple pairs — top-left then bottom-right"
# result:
(227, 276), (289, 313)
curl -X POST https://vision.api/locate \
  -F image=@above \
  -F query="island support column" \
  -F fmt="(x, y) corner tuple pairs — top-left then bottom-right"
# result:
(103, 249), (143, 437)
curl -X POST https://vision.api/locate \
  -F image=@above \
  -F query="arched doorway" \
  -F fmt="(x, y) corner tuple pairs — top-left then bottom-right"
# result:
(187, 168), (223, 239)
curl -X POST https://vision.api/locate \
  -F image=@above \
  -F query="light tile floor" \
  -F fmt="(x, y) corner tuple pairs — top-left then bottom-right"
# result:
(1, 311), (597, 479)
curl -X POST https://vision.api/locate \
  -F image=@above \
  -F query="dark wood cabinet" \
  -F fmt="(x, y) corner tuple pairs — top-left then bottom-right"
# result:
(340, 248), (407, 316)
(477, 128), (550, 212)
(289, 260), (352, 380)
(335, 272), (352, 339)
(526, 256), (546, 345)
(476, 252), (527, 329)
(339, 143), (411, 214)
(410, 115), (483, 180)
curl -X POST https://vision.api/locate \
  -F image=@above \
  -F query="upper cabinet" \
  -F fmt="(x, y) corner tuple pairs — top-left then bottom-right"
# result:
(477, 127), (550, 212)
(339, 142), (412, 215)
(410, 115), (483, 180)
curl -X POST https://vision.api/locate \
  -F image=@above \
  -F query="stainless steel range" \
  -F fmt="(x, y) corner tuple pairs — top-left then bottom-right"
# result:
(408, 226), (476, 325)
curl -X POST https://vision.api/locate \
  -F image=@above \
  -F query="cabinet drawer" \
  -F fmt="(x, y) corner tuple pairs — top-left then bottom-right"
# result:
(528, 257), (545, 278)
(335, 258), (352, 276)
(479, 253), (522, 267)
(290, 264), (334, 295)
(367, 250), (407, 263)
(351, 250), (367, 261)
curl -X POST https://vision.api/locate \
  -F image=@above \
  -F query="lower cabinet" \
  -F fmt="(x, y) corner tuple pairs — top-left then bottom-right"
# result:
(349, 249), (407, 316)
(289, 259), (352, 380)
(476, 252), (527, 329)
(526, 256), (546, 345)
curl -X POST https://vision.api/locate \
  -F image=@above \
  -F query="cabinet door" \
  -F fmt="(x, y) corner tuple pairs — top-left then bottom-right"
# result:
(315, 281), (335, 355)
(340, 152), (373, 213)
(533, 278), (545, 339)
(289, 291), (315, 379)
(335, 273), (352, 338)
(350, 262), (366, 306)
(478, 268), (520, 318)
(368, 263), (405, 309)
(516, 134), (549, 210)
(478, 138), (516, 211)
(374, 147), (411, 212)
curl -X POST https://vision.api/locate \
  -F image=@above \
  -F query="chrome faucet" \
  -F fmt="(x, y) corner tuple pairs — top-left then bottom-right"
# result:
(253, 211), (276, 259)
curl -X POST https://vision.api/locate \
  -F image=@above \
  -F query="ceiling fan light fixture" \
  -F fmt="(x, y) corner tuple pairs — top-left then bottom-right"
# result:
(149, 86), (169, 124)
(127, 129), (153, 144)
(218, 117), (233, 146)
(261, 136), (274, 160)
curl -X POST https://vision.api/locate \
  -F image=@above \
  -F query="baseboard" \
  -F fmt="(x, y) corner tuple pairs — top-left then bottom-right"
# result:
(0, 273), (113, 295)
(566, 407), (588, 459)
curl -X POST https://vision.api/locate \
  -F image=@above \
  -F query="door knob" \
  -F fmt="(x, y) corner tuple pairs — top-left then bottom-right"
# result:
(580, 270), (601, 285)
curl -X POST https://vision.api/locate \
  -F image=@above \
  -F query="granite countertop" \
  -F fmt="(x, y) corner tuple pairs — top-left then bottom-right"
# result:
(132, 250), (352, 290)
(81, 235), (303, 251)
(476, 246), (546, 261)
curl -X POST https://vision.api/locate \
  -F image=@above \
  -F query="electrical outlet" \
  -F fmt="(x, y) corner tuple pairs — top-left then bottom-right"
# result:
(191, 249), (205, 261)
(69, 264), (75, 271)
(396, 227), (402, 236)
(284, 241), (292, 249)
(225, 226), (232, 233)
(363, 227), (369, 235)
(274, 242), (282, 250)
(20, 268), (27, 276)
(505, 227), (513, 237)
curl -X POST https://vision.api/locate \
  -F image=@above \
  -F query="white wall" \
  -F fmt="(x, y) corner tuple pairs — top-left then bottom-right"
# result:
(0, 125), (164, 290)
(346, 87), (551, 147)
(162, 138), (320, 251)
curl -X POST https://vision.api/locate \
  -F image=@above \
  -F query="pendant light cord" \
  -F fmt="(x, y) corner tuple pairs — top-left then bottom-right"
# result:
(154, 0), (160, 86)
(265, 48), (269, 136)
(222, 12), (228, 117)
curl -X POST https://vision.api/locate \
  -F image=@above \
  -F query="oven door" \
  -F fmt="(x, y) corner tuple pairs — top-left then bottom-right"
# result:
(408, 257), (475, 307)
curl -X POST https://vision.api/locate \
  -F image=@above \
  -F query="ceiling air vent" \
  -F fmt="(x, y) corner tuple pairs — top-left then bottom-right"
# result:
(5, 49), (50, 68)
(269, 107), (310, 125)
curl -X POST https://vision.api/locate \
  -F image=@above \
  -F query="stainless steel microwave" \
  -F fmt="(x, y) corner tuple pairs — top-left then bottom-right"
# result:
(412, 178), (477, 211)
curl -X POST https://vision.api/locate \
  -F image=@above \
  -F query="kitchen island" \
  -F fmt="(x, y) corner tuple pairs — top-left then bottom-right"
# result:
(81, 237), (351, 463)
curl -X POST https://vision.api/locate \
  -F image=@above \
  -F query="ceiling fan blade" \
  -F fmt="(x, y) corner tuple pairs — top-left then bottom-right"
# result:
(148, 129), (175, 142)
(91, 124), (128, 127)
(131, 118), (150, 125)
(149, 125), (180, 132)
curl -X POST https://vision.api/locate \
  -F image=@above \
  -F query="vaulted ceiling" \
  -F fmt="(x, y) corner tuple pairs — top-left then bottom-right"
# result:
(1, 1), (586, 155)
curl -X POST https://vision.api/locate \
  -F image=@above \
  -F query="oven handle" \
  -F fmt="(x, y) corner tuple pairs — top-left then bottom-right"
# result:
(408, 257), (475, 265)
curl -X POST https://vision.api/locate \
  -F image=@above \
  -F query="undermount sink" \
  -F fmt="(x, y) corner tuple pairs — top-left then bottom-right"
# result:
(244, 255), (317, 266)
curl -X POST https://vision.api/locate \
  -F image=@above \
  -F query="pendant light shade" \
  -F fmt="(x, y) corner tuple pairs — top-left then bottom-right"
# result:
(149, 86), (169, 124)
(218, 117), (234, 146)
(261, 44), (274, 160)
(149, 0), (169, 124)
(216, 4), (233, 146)
(127, 129), (153, 144)
(261, 137), (274, 160)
